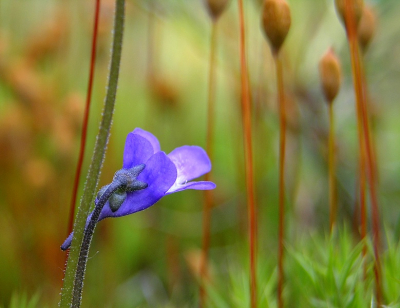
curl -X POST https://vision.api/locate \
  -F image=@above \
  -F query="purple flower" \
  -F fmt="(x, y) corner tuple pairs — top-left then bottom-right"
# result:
(61, 128), (215, 250)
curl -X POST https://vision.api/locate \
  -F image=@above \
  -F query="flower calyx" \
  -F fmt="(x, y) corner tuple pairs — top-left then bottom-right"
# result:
(97, 164), (148, 212)
(113, 164), (148, 192)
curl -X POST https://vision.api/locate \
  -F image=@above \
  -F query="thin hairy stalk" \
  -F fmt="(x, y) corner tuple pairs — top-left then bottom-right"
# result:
(237, 1), (257, 307)
(67, 0), (101, 245)
(199, 22), (217, 308)
(71, 183), (122, 307)
(343, 0), (382, 304)
(59, 0), (125, 307)
(328, 102), (336, 232)
(275, 55), (285, 308)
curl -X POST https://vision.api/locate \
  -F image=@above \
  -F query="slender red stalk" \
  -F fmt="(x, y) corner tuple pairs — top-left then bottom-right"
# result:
(328, 102), (336, 232)
(146, 4), (155, 82)
(358, 51), (375, 282)
(344, 0), (382, 304)
(237, 1), (257, 307)
(67, 0), (101, 239)
(353, 86), (367, 280)
(359, 127), (367, 281)
(275, 55), (285, 308)
(199, 22), (217, 308)
(359, 57), (379, 186)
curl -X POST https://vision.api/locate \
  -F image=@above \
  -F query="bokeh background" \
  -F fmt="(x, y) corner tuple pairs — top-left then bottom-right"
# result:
(1, 0), (400, 306)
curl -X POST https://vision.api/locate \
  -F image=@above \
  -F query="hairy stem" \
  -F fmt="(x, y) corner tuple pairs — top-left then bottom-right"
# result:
(59, 0), (125, 307)
(199, 21), (217, 308)
(71, 182), (122, 307)
(237, 0), (257, 307)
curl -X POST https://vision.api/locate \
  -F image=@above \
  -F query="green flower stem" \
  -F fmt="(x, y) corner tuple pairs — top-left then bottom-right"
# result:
(71, 182), (122, 307)
(59, 0), (125, 307)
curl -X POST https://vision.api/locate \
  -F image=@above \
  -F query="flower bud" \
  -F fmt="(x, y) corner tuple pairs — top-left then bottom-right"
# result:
(335, 0), (364, 29)
(357, 5), (376, 52)
(319, 48), (342, 103)
(204, 0), (230, 21)
(261, 0), (291, 55)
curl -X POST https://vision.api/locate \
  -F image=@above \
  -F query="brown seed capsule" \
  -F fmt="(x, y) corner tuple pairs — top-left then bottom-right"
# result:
(335, 0), (364, 29)
(319, 48), (342, 103)
(261, 0), (291, 55)
(204, 0), (230, 21)
(357, 5), (376, 52)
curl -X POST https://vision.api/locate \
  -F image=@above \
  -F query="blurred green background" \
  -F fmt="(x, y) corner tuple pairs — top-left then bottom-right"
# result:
(1, 0), (400, 306)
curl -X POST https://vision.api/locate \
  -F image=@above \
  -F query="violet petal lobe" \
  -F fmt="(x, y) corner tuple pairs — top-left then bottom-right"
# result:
(132, 128), (161, 153)
(99, 151), (177, 219)
(166, 180), (216, 194)
(166, 145), (212, 193)
(167, 145), (211, 182)
(123, 133), (154, 169)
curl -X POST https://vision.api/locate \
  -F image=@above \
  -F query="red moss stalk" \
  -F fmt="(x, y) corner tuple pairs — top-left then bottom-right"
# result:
(337, 0), (382, 304)
(276, 55), (286, 308)
(199, 2), (230, 305)
(199, 22), (217, 308)
(318, 48), (341, 232)
(261, 1), (291, 306)
(237, 0), (257, 307)
(358, 2), (378, 288)
(67, 0), (101, 241)
(359, 131), (367, 280)
(328, 103), (336, 232)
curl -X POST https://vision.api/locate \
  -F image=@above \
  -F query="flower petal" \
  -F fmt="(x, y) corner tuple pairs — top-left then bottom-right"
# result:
(99, 151), (177, 219)
(132, 128), (161, 153)
(166, 180), (216, 194)
(167, 145), (211, 184)
(123, 133), (154, 169)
